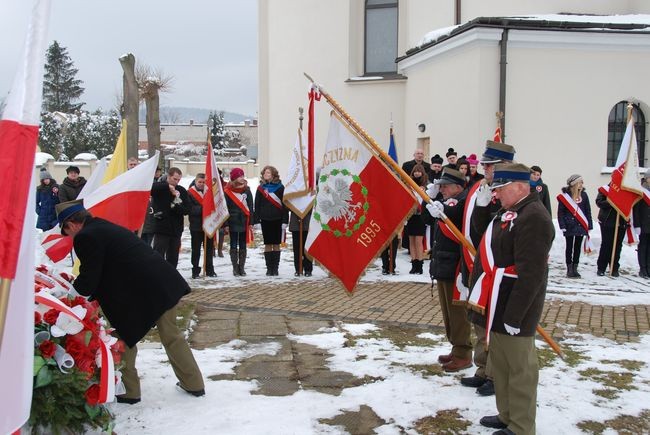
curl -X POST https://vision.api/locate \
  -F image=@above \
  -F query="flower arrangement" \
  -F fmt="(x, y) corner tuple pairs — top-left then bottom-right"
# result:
(30, 265), (124, 434)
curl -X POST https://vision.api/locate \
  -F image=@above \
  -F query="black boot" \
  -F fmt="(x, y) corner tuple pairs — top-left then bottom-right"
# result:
(572, 263), (581, 278)
(238, 248), (247, 276)
(272, 251), (281, 276)
(229, 249), (240, 276)
(566, 264), (575, 278)
(409, 260), (416, 274)
(264, 251), (273, 276)
(416, 259), (424, 274)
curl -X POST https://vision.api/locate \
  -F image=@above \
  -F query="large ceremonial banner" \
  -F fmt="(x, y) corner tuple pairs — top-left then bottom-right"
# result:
(284, 129), (315, 217)
(605, 117), (643, 218)
(0, 1), (51, 433)
(306, 112), (416, 292)
(203, 138), (229, 236)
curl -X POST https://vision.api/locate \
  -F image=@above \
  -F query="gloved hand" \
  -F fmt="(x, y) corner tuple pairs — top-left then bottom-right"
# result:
(426, 201), (445, 219)
(475, 184), (492, 207)
(504, 323), (520, 336)
(635, 227), (641, 236)
(425, 183), (440, 199)
(282, 223), (287, 233)
(254, 224), (262, 231)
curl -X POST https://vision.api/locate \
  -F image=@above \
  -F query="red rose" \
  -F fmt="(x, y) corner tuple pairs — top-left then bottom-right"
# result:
(84, 383), (100, 406)
(72, 296), (87, 307)
(43, 309), (59, 325)
(39, 340), (56, 359)
(65, 338), (95, 375)
(34, 312), (42, 325)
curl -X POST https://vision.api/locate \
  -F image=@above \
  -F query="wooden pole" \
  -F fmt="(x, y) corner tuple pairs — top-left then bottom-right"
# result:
(298, 221), (304, 275)
(0, 278), (11, 349)
(203, 233), (207, 277)
(303, 72), (563, 359)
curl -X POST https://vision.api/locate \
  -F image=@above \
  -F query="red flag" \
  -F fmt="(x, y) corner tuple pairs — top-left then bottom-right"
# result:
(604, 118), (643, 219)
(493, 118), (502, 143)
(0, 1), (51, 433)
(307, 86), (321, 189)
(306, 113), (416, 292)
(203, 137), (229, 236)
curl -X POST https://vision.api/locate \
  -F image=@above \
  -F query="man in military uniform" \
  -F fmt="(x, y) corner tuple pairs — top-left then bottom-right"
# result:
(472, 163), (554, 435)
(423, 168), (472, 372)
(460, 140), (516, 397)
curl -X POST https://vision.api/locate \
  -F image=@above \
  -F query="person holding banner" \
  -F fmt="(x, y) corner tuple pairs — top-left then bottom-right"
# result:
(473, 163), (554, 435)
(254, 165), (289, 276)
(188, 173), (216, 279)
(289, 210), (313, 276)
(595, 187), (629, 277)
(633, 169), (650, 278)
(557, 174), (593, 278)
(56, 200), (205, 403)
(224, 167), (254, 276)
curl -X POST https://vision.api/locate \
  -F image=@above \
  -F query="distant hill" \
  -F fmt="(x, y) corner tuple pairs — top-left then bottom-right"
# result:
(138, 106), (254, 124)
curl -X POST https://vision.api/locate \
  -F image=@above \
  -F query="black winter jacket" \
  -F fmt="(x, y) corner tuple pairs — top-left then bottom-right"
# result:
(254, 183), (289, 224)
(557, 189), (593, 237)
(150, 181), (190, 237)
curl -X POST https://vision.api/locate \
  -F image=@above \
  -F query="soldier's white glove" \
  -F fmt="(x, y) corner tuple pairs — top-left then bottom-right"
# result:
(426, 201), (445, 219)
(504, 323), (520, 336)
(475, 184), (492, 207)
(425, 183), (440, 199)
(254, 224), (261, 231)
(635, 227), (641, 236)
(282, 223), (287, 233)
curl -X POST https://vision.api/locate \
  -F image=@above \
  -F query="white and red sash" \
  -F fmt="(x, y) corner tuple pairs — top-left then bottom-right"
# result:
(452, 182), (481, 303)
(557, 192), (593, 254)
(467, 220), (517, 345)
(257, 185), (283, 210)
(188, 185), (205, 204)
(225, 188), (252, 243)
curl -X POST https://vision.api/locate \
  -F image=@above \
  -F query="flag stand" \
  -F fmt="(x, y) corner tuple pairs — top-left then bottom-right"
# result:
(304, 72), (563, 359)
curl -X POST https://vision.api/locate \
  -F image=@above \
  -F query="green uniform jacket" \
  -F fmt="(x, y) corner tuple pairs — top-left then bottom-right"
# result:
(469, 193), (554, 336)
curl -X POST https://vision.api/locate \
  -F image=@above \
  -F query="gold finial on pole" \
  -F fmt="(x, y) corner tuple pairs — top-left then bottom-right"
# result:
(626, 101), (634, 123)
(299, 107), (304, 130)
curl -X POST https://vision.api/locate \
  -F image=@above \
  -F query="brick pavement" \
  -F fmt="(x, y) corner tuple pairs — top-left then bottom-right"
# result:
(183, 279), (650, 343)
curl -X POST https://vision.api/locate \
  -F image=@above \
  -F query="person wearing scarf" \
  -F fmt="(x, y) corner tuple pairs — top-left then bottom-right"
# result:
(529, 165), (551, 215)
(406, 164), (428, 274)
(254, 165), (289, 276)
(224, 167), (254, 276)
(557, 174), (593, 278)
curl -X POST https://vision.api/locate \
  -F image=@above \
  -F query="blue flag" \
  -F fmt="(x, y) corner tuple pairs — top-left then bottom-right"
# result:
(388, 128), (398, 163)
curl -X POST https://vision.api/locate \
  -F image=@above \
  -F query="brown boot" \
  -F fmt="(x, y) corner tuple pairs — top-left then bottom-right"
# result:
(238, 248), (247, 276)
(437, 353), (453, 364)
(443, 356), (472, 372)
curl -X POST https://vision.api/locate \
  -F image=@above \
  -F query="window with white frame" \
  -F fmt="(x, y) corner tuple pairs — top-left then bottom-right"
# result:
(607, 101), (646, 167)
(364, 0), (398, 75)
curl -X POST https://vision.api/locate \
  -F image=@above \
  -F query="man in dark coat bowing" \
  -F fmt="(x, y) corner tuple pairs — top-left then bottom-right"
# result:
(56, 199), (205, 404)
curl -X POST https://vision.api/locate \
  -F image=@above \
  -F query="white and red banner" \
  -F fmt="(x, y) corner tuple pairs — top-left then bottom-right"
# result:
(0, 1), (51, 433)
(283, 129), (315, 218)
(603, 117), (643, 219)
(305, 112), (416, 292)
(203, 138), (229, 237)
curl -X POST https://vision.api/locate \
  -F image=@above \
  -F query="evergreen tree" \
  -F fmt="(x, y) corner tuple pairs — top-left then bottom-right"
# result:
(38, 112), (66, 158)
(58, 110), (120, 159)
(208, 110), (227, 149)
(42, 41), (85, 113)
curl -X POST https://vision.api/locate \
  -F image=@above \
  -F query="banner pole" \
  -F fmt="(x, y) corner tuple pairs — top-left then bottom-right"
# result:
(0, 279), (11, 349)
(304, 72), (563, 358)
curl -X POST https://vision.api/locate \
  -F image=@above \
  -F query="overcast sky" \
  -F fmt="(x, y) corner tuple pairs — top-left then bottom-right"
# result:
(0, 0), (258, 116)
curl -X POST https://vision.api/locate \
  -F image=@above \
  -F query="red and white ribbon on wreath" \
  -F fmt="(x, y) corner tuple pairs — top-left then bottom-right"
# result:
(35, 291), (116, 404)
(557, 192), (593, 253)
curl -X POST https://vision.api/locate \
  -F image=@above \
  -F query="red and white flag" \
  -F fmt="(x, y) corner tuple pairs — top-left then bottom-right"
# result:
(493, 117), (502, 143)
(203, 138), (229, 237)
(0, 1), (51, 433)
(602, 118), (643, 219)
(305, 112), (416, 292)
(283, 129), (315, 218)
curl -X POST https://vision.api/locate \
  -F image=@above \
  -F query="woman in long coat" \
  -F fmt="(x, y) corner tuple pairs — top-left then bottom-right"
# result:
(36, 169), (59, 231)
(557, 174), (592, 278)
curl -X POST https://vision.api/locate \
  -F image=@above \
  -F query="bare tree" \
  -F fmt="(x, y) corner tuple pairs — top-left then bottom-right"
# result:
(136, 64), (173, 161)
(119, 53), (139, 159)
(160, 107), (181, 124)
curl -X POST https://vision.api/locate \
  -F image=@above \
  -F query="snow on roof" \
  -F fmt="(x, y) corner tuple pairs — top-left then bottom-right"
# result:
(35, 152), (54, 166)
(415, 14), (650, 51)
(73, 153), (98, 161)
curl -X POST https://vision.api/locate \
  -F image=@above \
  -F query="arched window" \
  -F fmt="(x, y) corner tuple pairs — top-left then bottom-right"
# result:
(607, 101), (646, 167)
(365, 0), (398, 75)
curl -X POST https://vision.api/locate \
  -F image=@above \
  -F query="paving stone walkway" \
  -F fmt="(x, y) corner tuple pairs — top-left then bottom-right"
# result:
(184, 279), (650, 343)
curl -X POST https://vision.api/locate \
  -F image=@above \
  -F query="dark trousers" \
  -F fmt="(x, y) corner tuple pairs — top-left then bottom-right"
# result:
(141, 232), (154, 247)
(191, 231), (214, 274)
(596, 224), (625, 272)
(229, 231), (246, 250)
(564, 235), (583, 264)
(153, 233), (181, 268)
(291, 230), (312, 274)
(380, 236), (399, 272)
(639, 233), (650, 273)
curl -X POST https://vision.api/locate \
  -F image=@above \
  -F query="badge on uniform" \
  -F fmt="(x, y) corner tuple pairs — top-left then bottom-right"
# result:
(501, 210), (517, 231)
(536, 185), (542, 193)
(445, 198), (458, 207)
